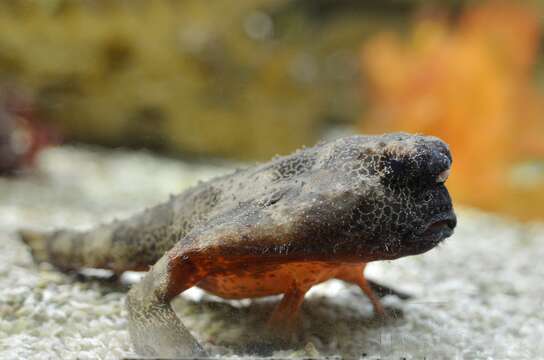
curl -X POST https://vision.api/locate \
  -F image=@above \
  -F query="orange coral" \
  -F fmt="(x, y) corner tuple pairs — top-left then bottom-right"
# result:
(360, 1), (544, 219)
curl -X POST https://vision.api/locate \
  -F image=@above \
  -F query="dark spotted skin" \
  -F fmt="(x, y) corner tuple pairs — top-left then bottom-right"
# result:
(20, 133), (457, 358)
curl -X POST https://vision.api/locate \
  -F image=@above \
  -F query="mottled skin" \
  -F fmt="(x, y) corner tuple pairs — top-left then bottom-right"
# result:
(21, 133), (457, 358)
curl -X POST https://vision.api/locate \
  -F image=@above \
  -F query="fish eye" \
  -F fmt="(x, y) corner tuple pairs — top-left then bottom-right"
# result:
(386, 157), (414, 180)
(389, 158), (406, 174)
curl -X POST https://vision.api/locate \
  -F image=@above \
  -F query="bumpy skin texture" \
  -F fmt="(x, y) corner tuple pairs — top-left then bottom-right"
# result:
(21, 133), (457, 358)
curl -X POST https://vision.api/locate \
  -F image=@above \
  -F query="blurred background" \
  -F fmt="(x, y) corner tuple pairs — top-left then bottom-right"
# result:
(1, 0), (543, 220)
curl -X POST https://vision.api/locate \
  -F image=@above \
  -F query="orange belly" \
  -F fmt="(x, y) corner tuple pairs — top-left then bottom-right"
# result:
(197, 261), (358, 299)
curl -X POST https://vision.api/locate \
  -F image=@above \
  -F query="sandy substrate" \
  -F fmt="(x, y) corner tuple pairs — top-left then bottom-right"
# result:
(0, 146), (543, 359)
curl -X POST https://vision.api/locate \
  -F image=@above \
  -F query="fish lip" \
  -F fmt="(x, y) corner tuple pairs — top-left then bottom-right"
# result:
(415, 211), (457, 243)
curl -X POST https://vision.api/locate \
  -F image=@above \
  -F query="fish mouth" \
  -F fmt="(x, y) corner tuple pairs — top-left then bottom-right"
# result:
(368, 210), (457, 261)
(417, 212), (457, 244)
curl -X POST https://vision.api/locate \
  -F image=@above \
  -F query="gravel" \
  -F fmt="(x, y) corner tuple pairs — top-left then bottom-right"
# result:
(1, 146), (543, 359)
